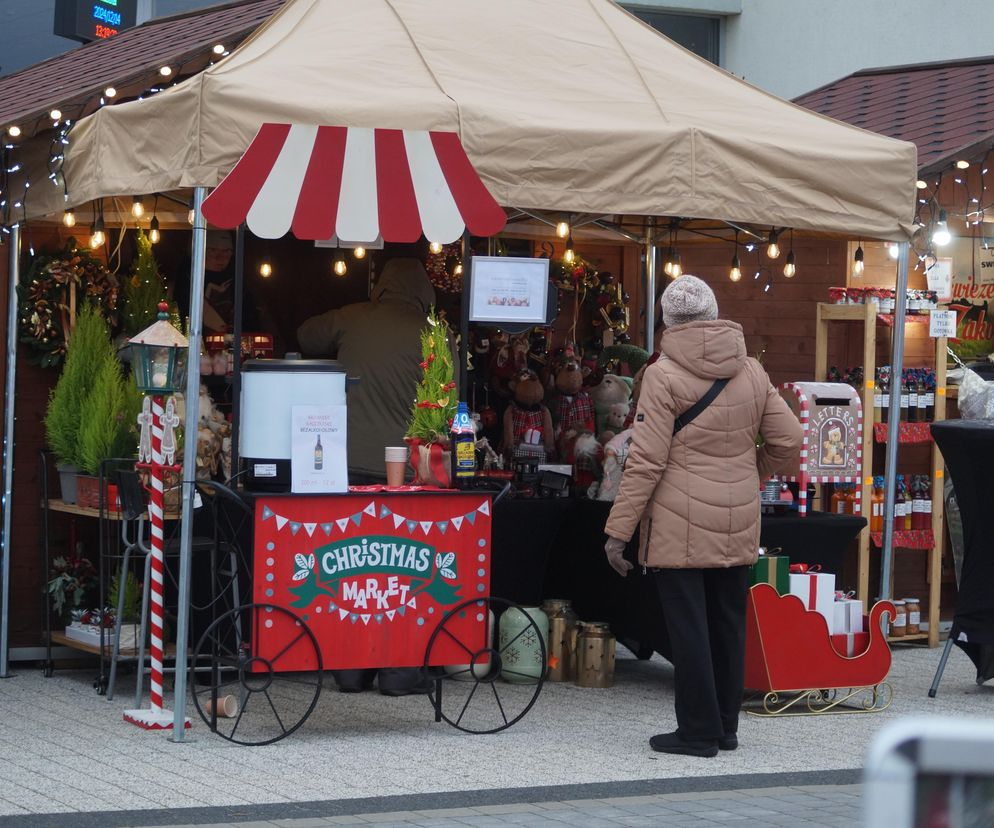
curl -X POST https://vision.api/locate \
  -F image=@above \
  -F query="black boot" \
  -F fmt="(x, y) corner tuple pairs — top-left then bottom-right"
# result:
(649, 731), (718, 758)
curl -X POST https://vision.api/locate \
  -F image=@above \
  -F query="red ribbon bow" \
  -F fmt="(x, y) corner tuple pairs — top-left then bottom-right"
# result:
(789, 563), (822, 574)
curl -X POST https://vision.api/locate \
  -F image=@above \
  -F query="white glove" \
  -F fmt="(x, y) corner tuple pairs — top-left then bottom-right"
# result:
(604, 536), (633, 577)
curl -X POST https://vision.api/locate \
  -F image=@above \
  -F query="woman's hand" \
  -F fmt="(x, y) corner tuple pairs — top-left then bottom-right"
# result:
(604, 536), (633, 577)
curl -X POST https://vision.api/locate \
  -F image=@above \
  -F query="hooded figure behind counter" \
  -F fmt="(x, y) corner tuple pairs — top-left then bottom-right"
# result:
(297, 258), (438, 482)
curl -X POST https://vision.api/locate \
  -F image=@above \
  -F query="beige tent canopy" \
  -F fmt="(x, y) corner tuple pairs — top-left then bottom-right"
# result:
(31, 0), (917, 240)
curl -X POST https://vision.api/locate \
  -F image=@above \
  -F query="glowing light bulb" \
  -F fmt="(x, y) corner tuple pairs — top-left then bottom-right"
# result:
(783, 250), (796, 278)
(131, 196), (144, 218)
(149, 216), (160, 244)
(62, 209), (76, 228)
(90, 229), (105, 248)
(104, 86), (117, 98)
(766, 230), (780, 259)
(670, 252), (682, 279)
(429, 241), (443, 254)
(50, 109), (62, 121)
(853, 244), (865, 276)
(212, 44), (226, 55)
(563, 247), (575, 265)
(7, 125), (21, 137)
(556, 221), (570, 238)
(187, 208), (195, 225)
(259, 262), (272, 277)
(888, 243), (899, 260)
(353, 246), (366, 259)
(160, 66), (172, 77)
(916, 179), (928, 190)
(729, 254), (742, 282)
(956, 159), (970, 169)
(334, 257), (347, 276)
(932, 210), (951, 246)
(454, 263), (464, 276)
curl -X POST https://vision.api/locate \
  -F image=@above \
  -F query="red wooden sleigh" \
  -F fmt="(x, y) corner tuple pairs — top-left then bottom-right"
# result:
(744, 583), (896, 716)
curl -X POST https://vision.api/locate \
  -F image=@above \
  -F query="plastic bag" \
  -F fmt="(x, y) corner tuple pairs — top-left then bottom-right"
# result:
(952, 365), (994, 420)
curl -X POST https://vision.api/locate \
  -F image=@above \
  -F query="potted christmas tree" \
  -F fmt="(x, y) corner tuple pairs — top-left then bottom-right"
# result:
(121, 230), (167, 340)
(405, 310), (458, 487)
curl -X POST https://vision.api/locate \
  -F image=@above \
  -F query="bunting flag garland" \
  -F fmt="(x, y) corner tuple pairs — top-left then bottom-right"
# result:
(258, 499), (491, 536)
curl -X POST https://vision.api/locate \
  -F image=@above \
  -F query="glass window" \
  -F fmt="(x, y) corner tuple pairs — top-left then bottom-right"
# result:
(624, 8), (720, 64)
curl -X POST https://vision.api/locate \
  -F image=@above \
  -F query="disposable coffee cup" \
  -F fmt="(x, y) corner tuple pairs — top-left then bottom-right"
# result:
(205, 694), (239, 718)
(385, 447), (408, 487)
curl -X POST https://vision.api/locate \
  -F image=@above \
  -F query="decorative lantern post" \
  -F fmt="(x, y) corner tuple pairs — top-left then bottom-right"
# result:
(123, 302), (190, 730)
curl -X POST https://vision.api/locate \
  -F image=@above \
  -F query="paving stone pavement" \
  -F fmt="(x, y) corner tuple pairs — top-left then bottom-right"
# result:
(0, 642), (988, 824)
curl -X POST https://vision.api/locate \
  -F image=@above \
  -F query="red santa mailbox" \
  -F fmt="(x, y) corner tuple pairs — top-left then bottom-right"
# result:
(778, 382), (863, 517)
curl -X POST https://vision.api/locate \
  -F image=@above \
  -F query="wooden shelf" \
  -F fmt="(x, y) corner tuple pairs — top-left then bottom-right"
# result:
(44, 499), (181, 521)
(818, 305), (933, 327)
(887, 632), (930, 643)
(48, 631), (177, 658)
(870, 530), (935, 550)
(876, 313), (932, 327)
(872, 422), (934, 444)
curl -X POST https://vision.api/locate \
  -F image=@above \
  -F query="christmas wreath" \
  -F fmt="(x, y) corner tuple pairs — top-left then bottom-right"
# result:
(426, 243), (463, 294)
(17, 241), (119, 367)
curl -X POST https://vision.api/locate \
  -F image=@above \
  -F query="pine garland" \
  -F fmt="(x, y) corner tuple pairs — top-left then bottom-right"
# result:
(405, 309), (457, 443)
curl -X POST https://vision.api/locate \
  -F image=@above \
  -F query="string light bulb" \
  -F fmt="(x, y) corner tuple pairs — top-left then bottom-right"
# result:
(729, 230), (742, 282)
(669, 251), (682, 279)
(429, 241), (443, 254)
(555, 220), (570, 238)
(932, 210), (951, 246)
(7, 125), (20, 137)
(212, 44), (226, 55)
(333, 253), (347, 276)
(104, 86), (117, 98)
(259, 261), (273, 277)
(62, 209), (76, 228)
(50, 109), (62, 122)
(853, 243), (865, 276)
(131, 196), (144, 218)
(454, 262), (464, 276)
(888, 243), (899, 260)
(663, 248), (674, 277)
(916, 180), (928, 190)
(353, 246), (366, 259)
(90, 217), (105, 249)
(766, 229), (780, 259)
(149, 215), (160, 244)
(187, 207), (195, 225)
(159, 66), (172, 77)
(956, 160), (970, 170)
(564, 233), (575, 265)
(783, 250), (796, 278)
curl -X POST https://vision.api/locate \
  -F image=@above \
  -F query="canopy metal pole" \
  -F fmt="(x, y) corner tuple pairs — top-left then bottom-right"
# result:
(171, 188), (207, 738)
(231, 224), (245, 478)
(879, 241), (911, 601)
(0, 224), (20, 678)
(644, 226), (656, 350)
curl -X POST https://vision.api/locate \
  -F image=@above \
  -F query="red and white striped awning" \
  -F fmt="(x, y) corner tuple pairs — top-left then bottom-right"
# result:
(201, 124), (507, 243)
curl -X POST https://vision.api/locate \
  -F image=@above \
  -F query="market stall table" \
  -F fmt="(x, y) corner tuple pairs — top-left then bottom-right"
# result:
(759, 511), (867, 577)
(928, 420), (994, 696)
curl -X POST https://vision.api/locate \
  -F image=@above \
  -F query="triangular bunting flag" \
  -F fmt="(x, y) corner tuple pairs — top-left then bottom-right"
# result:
(386, 610), (396, 621)
(339, 608), (349, 620)
(380, 505), (391, 519)
(336, 518), (350, 532)
(262, 506), (274, 520)
(398, 606), (406, 617)
(350, 513), (362, 527)
(374, 614), (383, 624)
(420, 521), (433, 535)
(360, 614), (370, 625)
(275, 515), (289, 531)
(406, 520), (417, 534)
(290, 522), (302, 536)
(437, 521), (448, 534)
(452, 516), (464, 531)
(407, 597), (417, 609)
(478, 501), (490, 516)
(350, 613), (359, 624)
(304, 523), (316, 537)
(321, 523), (333, 536)
(392, 513), (405, 529)
(466, 511), (477, 525)
(363, 502), (376, 517)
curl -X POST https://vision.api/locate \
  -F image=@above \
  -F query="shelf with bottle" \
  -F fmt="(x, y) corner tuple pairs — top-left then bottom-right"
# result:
(870, 366), (937, 427)
(867, 473), (934, 549)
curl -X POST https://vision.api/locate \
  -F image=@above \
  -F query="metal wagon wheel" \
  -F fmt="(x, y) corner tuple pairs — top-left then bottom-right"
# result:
(424, 596), (545, 734)
(191, 603), (323, 746)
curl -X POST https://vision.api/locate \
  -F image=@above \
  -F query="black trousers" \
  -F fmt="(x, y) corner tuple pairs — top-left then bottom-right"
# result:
(653, 565), (750, 742)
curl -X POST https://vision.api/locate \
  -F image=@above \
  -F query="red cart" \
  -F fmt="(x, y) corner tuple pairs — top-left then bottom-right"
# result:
(192, 487), (545, 744)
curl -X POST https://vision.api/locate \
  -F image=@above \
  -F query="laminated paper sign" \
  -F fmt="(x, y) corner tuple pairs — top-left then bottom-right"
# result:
(291, 405), (347, 494)
(789, 572), (837, 634)
(253, 493), (492, 670)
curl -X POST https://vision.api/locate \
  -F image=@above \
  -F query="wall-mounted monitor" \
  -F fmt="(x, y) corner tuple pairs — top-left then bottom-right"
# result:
(468, 256), (550, 325)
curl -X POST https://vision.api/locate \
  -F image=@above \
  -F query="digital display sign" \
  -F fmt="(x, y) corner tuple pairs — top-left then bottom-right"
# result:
(54, 0), (138, 43)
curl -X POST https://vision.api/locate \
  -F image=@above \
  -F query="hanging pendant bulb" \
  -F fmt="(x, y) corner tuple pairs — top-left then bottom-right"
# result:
(663, 247), (675, 277)
(131, 196), (144, 218)
(259, 261), (273, 278)
(766, 229), (781, 259)
(783, 250), (796, 278)
(563, 233), (575, 265)
(90, 217), (105, 249)
(853, 243), (865, 276)
(729, 253), (742, 282)
(187, 207), (195, 225)
(888, 243), (899, 260)
(149, 215), (160, 244)
(353, 246), (366, 259)
(333, 253), (347, 276)
(429, 241), (443, 255)
(670, 251), (682, 279)
(62, 209), (76, 228)
(932, 210), (951, 246)
(556, 220), (570, 239)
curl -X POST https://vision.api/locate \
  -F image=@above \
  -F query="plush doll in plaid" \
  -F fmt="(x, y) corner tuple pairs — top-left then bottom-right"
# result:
(503, 368), (555, 463)
(552, 351), (595, 462)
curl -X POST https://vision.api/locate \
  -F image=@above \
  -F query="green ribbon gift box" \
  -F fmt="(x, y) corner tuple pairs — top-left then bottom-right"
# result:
(750, 555), (789, 595)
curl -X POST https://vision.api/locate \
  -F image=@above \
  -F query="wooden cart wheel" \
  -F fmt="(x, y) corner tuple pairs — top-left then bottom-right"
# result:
(424, 596), (545, 734)
(191, 603), (323, 746)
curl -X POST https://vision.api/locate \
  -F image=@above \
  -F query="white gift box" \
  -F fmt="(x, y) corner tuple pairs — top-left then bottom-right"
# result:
(833, 599), (864, 634)
(789, 572), (837, 633)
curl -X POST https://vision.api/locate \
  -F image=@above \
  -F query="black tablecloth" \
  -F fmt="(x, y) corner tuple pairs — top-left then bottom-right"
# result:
(932, 420), (994, 681)
(489, 499), (864, 662)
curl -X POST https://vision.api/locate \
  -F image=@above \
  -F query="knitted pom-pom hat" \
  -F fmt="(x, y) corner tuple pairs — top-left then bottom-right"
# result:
(660, 275), (718, 328)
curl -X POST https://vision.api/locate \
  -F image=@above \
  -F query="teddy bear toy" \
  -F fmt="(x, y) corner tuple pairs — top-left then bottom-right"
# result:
(598, 402), (630, 444)
(552, 349), (596, 462)
(589, 373), (632, 434)
(503, 368), (555, 463)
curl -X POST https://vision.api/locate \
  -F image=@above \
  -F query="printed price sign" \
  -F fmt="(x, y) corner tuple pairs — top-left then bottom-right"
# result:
(291, 405), (347, 493)
(926, 258), (953, 302)
(929, 309), (957, 338)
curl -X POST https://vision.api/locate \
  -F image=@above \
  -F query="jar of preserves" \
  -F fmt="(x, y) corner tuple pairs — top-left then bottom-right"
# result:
(905, 598), (921, 635)
(891, 600), (907, 637)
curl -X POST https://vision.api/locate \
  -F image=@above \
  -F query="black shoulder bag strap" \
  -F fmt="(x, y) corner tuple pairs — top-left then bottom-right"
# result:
(672, 378), (730, 435)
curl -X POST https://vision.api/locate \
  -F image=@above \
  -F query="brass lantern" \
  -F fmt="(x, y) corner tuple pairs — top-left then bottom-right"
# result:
(128, 302), (189, 394)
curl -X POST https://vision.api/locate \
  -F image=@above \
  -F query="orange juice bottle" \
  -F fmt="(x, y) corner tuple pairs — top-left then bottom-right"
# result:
(870, 477), (885, 533)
